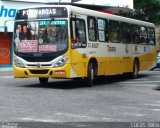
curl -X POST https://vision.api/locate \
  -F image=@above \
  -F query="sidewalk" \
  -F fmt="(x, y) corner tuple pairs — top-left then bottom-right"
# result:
(0, 68), (13, 76)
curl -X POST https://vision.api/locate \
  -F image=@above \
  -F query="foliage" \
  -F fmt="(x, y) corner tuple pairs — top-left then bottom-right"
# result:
(132, 0), (160, 24)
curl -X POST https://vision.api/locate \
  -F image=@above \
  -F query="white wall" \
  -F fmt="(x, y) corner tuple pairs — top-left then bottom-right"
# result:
(0, 1), (44, 32)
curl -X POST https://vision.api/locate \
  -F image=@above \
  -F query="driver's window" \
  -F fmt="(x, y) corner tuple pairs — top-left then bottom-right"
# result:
(71, 18), (87, 48)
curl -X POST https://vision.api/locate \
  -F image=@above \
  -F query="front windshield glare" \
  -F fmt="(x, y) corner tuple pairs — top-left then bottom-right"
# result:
(14, 20), (68, 53)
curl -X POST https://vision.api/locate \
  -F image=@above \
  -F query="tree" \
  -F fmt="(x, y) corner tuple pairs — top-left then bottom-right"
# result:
(132, 0), (160, 24)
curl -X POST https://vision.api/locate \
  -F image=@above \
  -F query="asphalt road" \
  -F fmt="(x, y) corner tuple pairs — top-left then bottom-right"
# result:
(0, 69), (160, 127)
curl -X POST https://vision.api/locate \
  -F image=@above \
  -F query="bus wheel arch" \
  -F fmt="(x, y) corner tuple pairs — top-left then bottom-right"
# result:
(85, 58), (98, 87)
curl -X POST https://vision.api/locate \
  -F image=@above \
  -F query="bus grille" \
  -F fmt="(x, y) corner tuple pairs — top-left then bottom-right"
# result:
(29, 70), (49, 74)
(23, 57), (54, 62)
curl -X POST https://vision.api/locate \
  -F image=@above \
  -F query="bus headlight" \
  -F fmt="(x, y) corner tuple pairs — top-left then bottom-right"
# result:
(53, 56), (69, 67)
(14, 58), (25, 68)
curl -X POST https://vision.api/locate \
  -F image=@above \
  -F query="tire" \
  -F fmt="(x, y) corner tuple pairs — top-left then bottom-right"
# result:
(86, 63), (94, 87)
(39, 78), (48, 85)
(131, 60), (139, 79)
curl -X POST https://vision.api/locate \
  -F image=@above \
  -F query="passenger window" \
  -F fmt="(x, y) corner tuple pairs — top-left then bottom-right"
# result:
(120, 22), (131, 44)
(97, 18), (108, 42)
(88, 17), (97, 41)
(148, 28), (155, 45)
(131, 25), (140, 44)
(140, 26), (148, 45)
(109, 20), (120, 43)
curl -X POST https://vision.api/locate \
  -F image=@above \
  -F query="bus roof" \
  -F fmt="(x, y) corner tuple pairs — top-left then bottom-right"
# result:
(69, 5), (155, 27)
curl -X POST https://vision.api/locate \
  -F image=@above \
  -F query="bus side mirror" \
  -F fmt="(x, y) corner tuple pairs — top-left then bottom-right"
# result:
(4, 26), (8, 36)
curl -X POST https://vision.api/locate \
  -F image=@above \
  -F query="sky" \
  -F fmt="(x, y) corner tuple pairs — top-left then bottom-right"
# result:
(9, 0), (133, 9)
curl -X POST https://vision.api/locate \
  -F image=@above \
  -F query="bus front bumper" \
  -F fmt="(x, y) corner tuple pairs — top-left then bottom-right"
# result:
(13, 65), (70, 78)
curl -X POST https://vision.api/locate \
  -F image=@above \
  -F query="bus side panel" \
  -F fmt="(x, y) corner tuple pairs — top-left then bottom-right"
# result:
(132, 44), (157, 71)
(139, 47), (157, 71)
(70, 49), (87, 78)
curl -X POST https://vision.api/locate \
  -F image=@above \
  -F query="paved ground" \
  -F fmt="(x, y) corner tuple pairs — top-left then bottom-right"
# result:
(0, 70), (160, 122)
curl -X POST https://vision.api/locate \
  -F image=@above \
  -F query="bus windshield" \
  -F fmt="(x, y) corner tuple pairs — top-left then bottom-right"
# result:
(14, 20), (68, 53)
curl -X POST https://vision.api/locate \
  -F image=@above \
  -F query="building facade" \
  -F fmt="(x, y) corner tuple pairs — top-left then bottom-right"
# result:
(0, 1), (44, 68)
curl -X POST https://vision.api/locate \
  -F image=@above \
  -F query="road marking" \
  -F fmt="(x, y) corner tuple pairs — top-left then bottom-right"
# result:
(124, 113), (145, 117)
(144, 104), (160, 107)
(0, 76), (13, 78)
(152, 75), (160, 78)
(118, 81), (160, 84)
(21, 117), (60, 122)
(55, 112), (88, 118)
(148, 109), (160, 112)
(118, 84), (158, 87)
(156, 101), (160, 103)
(55, 112), (116, 121)
(20, 117), (115, 122)
(132, 78), (149, 81)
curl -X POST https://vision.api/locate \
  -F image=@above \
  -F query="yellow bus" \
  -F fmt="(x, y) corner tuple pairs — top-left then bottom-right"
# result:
(8, 5), (157, 86)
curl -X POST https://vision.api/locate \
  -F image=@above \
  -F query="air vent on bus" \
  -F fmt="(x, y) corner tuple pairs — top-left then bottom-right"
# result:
(29, 70), (49, 74)
(27, 64), (52, 67)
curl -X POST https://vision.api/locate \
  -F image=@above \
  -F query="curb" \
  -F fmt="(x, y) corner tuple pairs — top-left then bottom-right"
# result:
(0, 68), (13, 76)
(0, 68), (13, 72)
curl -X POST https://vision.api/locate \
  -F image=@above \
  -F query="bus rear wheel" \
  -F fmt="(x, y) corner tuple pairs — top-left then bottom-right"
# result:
(39, 78), (48, 85)
(131, 60), (139, 79)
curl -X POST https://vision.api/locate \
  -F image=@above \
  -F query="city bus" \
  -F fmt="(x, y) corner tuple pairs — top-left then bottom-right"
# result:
(7, 5), (157, 86)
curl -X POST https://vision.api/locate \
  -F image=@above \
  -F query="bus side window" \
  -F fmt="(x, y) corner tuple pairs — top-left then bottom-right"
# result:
(88, 17), (97, 41)
(131, 25), (140, 44)
(97, 18), (107, 42)
(109, 20), (120, 43)
(148, 28), (155, 45)
(121, 22), (131, 44)
(140, 26), (148, 45)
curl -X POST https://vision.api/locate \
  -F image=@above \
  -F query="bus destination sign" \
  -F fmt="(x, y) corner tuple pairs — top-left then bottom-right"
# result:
(16, 7), (68, 19)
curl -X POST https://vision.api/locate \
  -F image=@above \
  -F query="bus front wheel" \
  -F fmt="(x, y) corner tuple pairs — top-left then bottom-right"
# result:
(85, 63), (94, 87)
(39, 78), (48, 85)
